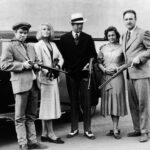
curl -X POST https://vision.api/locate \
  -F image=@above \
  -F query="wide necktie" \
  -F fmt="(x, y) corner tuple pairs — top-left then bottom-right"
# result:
(126, 31), (131, 42)
(74, 33), (79, 45)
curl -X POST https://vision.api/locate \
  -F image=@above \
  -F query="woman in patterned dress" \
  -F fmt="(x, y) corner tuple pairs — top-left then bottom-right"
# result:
(98, 26), (127, 139)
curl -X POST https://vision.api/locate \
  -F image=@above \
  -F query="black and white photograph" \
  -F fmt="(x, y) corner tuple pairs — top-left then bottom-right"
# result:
(0, 0), (150, 150)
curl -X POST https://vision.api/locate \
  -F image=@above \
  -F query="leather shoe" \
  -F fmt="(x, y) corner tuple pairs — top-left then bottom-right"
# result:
(139, 133), (148, 142)
(113, 132), (122, 139)
(41, 136), (64, 143)
(45, 137), (64, 144)
(106, 129), (120, 136)
(84, 131), (95, 140)
(28, 142), (48, 149)
(127, 131), (141, 137)
(67, 130), (79, 138)
(41, 136), (49, 142)
(19, 144), (28, 150)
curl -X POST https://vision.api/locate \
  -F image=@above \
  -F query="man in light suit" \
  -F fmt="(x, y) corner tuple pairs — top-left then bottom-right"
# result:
(122, 10), (150, 142)
(60, 13), (97, 140)
(0, 23), (47, 150)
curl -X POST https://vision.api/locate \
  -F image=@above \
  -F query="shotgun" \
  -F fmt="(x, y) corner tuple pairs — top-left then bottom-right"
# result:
(98, 62), (131, 90)
(87, 58), (94, 90)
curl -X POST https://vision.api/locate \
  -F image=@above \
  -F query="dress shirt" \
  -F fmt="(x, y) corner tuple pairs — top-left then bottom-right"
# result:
(128, 25), (137, 36)
(72, 31), (80, 39)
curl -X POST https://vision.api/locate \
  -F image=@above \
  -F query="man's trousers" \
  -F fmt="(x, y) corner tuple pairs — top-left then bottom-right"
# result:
(128, 78), (150, 134)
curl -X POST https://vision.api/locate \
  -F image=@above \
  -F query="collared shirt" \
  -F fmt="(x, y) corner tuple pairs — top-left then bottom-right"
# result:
(72, 31), (80, 39)
(128, 25), (137, 36)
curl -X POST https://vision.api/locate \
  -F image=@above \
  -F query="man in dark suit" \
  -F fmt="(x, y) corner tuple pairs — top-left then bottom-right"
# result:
(122, 10), (150, 142)
(60, 13), (97, 140)
(0, 23), (47, 150)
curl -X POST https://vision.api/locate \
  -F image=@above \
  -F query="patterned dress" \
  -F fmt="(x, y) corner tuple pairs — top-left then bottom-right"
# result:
(98, 43), (127, 117)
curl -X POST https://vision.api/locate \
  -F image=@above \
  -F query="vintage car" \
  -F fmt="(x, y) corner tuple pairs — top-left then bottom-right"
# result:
(0, 30), (106, 122)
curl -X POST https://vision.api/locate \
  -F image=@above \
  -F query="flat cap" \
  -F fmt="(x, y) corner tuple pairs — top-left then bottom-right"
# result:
(12, 22), (31, 31)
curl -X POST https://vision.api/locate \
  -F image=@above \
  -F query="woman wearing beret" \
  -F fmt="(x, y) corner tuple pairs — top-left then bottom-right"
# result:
(34, 23), (64, 144)
(98, 26), (127, 139)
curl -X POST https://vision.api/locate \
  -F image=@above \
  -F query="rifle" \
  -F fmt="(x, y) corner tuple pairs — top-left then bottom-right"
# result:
(87, 58), (94, 90)
(98, 62), (131, 90)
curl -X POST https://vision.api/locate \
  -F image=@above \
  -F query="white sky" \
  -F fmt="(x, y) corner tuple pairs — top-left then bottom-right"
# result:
(0, 0), (150, 37)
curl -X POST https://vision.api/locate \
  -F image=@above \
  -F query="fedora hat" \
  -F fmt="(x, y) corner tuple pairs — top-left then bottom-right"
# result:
(71, 13), (87, 24)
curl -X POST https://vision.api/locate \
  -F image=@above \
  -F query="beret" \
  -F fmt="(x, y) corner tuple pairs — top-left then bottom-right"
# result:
(12, 22), (31, 31)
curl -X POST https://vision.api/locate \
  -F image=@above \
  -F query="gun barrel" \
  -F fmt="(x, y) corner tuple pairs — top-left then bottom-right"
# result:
(28, 61), (68, 74)
(38, 63), (68, 74)
(87, 58), (94, 90)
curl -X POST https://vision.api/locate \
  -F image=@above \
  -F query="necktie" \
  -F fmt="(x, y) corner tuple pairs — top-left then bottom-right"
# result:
(126, 31), (131, 42)
(74, 33), (79, 45)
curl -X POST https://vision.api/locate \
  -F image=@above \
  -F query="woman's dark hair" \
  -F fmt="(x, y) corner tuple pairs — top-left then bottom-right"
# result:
(104, 26), (120, 43)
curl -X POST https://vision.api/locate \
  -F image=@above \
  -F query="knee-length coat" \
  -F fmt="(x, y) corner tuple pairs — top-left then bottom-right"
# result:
(34, 40), (64, 119)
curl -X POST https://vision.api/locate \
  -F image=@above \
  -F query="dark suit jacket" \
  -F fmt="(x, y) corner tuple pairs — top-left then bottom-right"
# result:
(122, 27), (150, 79)
(60, 31), (97, 77)
(0, 40), (39, 94)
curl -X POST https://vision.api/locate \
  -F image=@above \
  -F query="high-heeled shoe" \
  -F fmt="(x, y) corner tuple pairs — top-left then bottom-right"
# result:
(106, 129), (121, 136)
(48, 137), (64, 144)
(113, 131), (122, 139)
(41, 136), (64, 144)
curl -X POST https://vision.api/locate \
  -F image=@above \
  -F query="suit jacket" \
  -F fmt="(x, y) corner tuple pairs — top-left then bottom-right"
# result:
(0, 40), (39, 94)
(122, 26), (150, 79)
(60, 31), (97, 75)
(34, 40), (64, 85)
